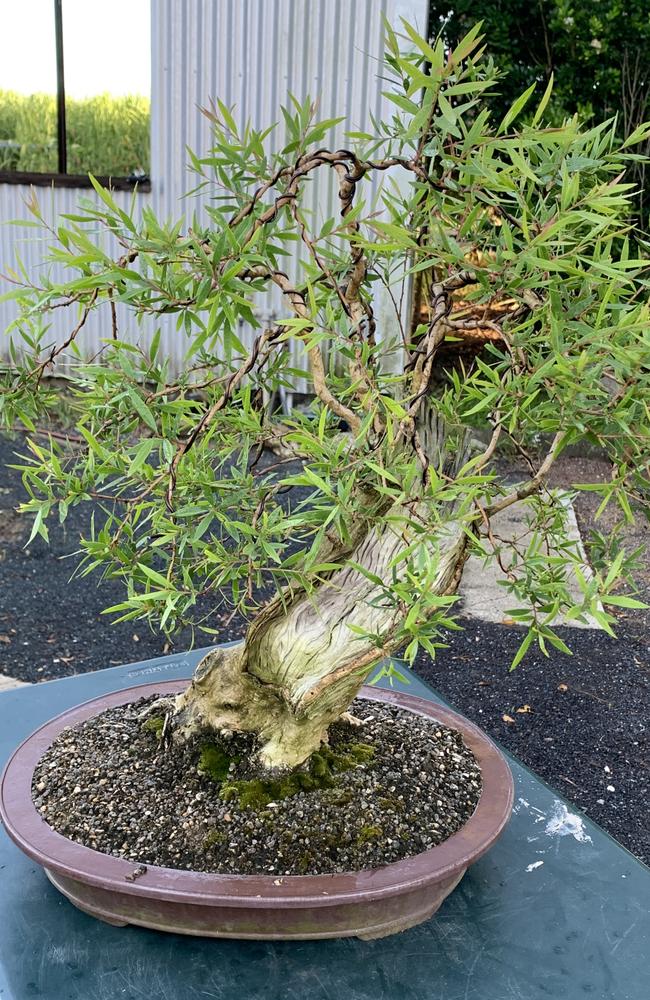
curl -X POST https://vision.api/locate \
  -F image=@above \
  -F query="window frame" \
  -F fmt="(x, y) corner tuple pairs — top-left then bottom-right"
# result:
(0, 0), (150, 191)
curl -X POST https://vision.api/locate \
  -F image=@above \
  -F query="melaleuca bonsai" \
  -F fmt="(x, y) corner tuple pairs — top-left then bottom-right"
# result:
(1, 22), (648, 770)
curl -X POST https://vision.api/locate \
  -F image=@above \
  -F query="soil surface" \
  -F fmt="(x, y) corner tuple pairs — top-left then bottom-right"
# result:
(2, 432), (649, 866)
(32, 695), (481, 876)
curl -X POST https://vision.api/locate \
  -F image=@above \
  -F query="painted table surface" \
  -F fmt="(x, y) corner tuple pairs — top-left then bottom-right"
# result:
(0, 649), (648, 1000)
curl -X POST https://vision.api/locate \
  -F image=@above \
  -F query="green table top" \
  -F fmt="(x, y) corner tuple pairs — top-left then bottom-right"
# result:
(1, 648), (648, 1000)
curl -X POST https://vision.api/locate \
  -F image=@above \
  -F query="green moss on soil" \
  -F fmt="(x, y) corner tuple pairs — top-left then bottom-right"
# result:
(141, 715), (165, 739)
(197, 743), (239, 782)
(377, 796), (405, 812)
(324, 788), (355, 807)
(219, 740), (376, 810)
(203, 829), (227, 848)
(357, 825), (383, 845)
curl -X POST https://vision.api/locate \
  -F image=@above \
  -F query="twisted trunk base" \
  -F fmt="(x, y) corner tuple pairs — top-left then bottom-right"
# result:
(173, 518), (468, 770)
(173, 643), (346, 770)
(173, 406), (470, 770)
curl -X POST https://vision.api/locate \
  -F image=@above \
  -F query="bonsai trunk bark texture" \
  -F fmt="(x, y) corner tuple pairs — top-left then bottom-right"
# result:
(173, 515), (467, 769)
(173, 415), (470, 770)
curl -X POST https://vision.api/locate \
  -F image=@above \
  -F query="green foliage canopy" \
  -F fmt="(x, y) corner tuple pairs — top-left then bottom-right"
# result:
(1, 21), (649, 667)
(430, 1), (650, 223)
(430, 0), (650, 121)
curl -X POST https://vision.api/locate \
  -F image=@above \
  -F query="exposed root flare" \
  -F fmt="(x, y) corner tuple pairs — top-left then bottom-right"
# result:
(160, 711), (173, 751)
(340, 711), (365, 727)
(137, 696), (175, 721)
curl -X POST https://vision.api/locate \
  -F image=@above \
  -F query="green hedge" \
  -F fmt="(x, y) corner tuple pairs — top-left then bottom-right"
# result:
(0, 91), (150, 176)
(429, 1), (650, 227)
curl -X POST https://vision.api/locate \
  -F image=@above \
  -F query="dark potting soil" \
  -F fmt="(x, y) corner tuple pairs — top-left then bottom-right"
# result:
(31, 696), (481, 876)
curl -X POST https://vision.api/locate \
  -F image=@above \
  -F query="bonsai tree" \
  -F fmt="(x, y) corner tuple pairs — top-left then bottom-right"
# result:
(2, 22), (648, 771)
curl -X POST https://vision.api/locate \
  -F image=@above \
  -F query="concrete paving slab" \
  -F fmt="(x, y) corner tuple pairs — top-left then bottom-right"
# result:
(0, 675), (28, 692)
(459, 493), (598, 628)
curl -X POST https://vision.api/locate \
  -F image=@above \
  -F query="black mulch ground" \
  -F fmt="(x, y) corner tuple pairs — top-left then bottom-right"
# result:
(413, 620), (649, 866)
(1, 433), (648, 866)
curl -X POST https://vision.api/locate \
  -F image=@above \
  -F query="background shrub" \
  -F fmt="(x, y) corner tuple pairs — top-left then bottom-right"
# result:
(429, 0), (650, 227)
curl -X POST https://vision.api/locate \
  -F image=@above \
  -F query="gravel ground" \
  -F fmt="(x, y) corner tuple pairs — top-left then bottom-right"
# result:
(1, 432), (648, 865)
(32, 696), (481, 876)
(414, 617), (649, 865)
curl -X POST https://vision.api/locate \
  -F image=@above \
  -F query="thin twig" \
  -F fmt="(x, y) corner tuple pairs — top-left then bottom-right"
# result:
(486, 431), (566, 516)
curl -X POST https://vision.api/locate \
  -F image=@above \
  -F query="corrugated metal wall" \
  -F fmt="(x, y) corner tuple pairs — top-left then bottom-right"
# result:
(1, 0), (428, 377)
(0, 184), (156, 373)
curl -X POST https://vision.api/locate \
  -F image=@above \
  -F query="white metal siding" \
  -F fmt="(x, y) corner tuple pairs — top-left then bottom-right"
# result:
(0, 0), (428, 376)
(0, 183), (155, 372)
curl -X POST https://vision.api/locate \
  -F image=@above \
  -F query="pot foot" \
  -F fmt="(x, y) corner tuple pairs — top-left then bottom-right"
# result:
(92, 913), (129, 927)
(45, 869), (129, 926)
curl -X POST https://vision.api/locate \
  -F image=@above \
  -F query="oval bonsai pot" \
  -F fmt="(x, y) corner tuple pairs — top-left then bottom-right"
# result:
(0, 679), (513, 940)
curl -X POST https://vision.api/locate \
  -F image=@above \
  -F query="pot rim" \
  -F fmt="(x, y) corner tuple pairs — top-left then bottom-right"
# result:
(0, 679), (513, 909)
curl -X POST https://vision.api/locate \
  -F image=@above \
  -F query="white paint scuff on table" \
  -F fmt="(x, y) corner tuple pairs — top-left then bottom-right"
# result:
(545, 800), (593, 844)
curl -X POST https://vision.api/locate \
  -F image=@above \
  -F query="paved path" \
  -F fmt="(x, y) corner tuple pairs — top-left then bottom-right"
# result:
(0, 675), (28, 692)
(459, 494), (597, 628)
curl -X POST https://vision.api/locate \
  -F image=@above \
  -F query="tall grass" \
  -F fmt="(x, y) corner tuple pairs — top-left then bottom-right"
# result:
(0, 91), (150, 176)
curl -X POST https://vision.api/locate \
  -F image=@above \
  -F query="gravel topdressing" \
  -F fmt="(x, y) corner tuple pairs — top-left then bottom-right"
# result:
(32, 696), (482, 876)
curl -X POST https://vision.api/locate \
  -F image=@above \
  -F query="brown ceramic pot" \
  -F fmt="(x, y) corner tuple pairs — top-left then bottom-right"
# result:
(0, 680), (513, 940)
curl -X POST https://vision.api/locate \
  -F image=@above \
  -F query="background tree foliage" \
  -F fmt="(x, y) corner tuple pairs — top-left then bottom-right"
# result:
(430, 1), (650, 224)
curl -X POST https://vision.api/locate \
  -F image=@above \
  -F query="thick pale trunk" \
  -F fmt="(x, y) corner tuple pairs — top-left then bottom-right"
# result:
(173, 412), (470, 770)
(173, 508), (467, 769)
(173, 643), (335, 770)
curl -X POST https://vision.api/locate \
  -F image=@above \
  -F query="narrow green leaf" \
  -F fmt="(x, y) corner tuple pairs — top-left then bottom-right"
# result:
(127, 389), (158, 432)
(531, 74), (554, 126)
(499, 82), (537, 133)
